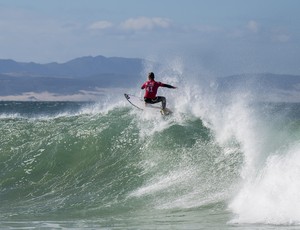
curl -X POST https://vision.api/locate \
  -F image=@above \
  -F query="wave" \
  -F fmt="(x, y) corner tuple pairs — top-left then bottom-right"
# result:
(0, 101), (242, 221)
(1, 58), (300, 226)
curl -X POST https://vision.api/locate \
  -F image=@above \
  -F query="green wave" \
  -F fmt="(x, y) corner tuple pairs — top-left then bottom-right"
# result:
(0, 106), (242, 221)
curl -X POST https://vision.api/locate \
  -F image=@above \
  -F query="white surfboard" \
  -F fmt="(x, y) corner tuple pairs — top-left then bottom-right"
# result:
(124, 93), (172, 115)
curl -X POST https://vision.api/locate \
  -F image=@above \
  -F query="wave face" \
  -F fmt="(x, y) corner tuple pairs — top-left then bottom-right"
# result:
(0, 101), (242, 226)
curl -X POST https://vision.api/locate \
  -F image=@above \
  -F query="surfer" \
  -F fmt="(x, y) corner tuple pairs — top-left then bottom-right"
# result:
(141, 72), (176, 113)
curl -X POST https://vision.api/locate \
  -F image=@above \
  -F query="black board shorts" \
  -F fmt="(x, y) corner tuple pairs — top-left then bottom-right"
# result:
(144, 96), (165, 104)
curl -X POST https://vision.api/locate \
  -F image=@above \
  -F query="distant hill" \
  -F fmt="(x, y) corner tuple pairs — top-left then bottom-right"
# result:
(0, 56), (300, 101)
(0, 55), (144, 78)
(216, 73), (300, 102)
(0, 56), (145, 97)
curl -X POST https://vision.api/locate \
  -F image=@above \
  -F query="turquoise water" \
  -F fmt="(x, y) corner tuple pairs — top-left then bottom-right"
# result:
(0, 100), (300, 229)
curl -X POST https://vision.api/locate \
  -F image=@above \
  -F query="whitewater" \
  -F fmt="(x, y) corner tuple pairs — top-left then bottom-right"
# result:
(1, 62), (300, 229)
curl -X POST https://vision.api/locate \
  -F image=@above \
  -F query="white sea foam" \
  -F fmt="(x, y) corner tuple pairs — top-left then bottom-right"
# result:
(149, 57), (300, 225)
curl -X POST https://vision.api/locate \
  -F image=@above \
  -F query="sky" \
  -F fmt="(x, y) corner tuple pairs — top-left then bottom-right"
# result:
(1, 0), (300, 76)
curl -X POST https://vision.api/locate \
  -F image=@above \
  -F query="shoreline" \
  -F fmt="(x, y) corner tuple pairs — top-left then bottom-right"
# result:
(0, 88), (128, 102)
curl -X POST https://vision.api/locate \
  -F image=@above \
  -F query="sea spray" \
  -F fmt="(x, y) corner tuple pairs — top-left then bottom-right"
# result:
(227, 105), (300, 225)
(229, 142), (300, 225)
(127, 58), (243, 212)
(166, 62), (300, 225)
(200, 84), (300, 225)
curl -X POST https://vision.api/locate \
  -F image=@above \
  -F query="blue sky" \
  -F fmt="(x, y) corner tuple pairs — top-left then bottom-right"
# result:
(1, 0), (300, 75)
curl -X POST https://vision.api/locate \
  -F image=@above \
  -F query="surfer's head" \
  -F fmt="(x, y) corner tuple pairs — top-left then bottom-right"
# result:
(148, 72), (155, 80)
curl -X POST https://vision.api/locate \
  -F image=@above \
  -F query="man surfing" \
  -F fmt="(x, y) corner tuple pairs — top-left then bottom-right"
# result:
(141, 72), (176, 114)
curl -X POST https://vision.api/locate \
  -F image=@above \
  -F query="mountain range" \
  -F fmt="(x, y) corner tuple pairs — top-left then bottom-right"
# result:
(0, 55), (144, 99)
(0, 55), (300, 101)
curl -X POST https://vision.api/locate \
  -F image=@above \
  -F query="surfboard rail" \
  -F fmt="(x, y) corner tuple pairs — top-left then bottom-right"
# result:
(124, 93), (172, 115)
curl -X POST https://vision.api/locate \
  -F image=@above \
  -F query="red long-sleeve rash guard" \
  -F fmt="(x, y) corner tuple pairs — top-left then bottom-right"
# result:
(141, 80), (165, 99)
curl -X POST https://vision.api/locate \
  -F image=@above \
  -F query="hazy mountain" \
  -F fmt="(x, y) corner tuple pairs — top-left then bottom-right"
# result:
(0, 56), (145, 97)
(0, 56), (300, 101)
(216, 73), (300, 102)
(0, 55), (144, 78)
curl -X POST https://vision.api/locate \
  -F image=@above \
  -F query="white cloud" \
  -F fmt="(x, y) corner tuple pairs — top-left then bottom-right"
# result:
(195, 24), (220, 33)
(120, 17), (171, 30)
(270, 27), (291, 43)
(274, 34), (290, 43)
(88, 20), (113, 30)
(247, 20), (259, 33)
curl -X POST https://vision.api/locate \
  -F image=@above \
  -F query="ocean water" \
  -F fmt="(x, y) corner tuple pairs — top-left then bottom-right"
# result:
(1, 94), (300, 229)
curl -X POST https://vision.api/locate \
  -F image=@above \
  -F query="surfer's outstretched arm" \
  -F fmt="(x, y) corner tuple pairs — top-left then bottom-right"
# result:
(162, 84), (176, 89)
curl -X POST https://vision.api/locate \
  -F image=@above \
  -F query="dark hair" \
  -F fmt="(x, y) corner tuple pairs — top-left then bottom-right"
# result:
(148, 72), (155, 79)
